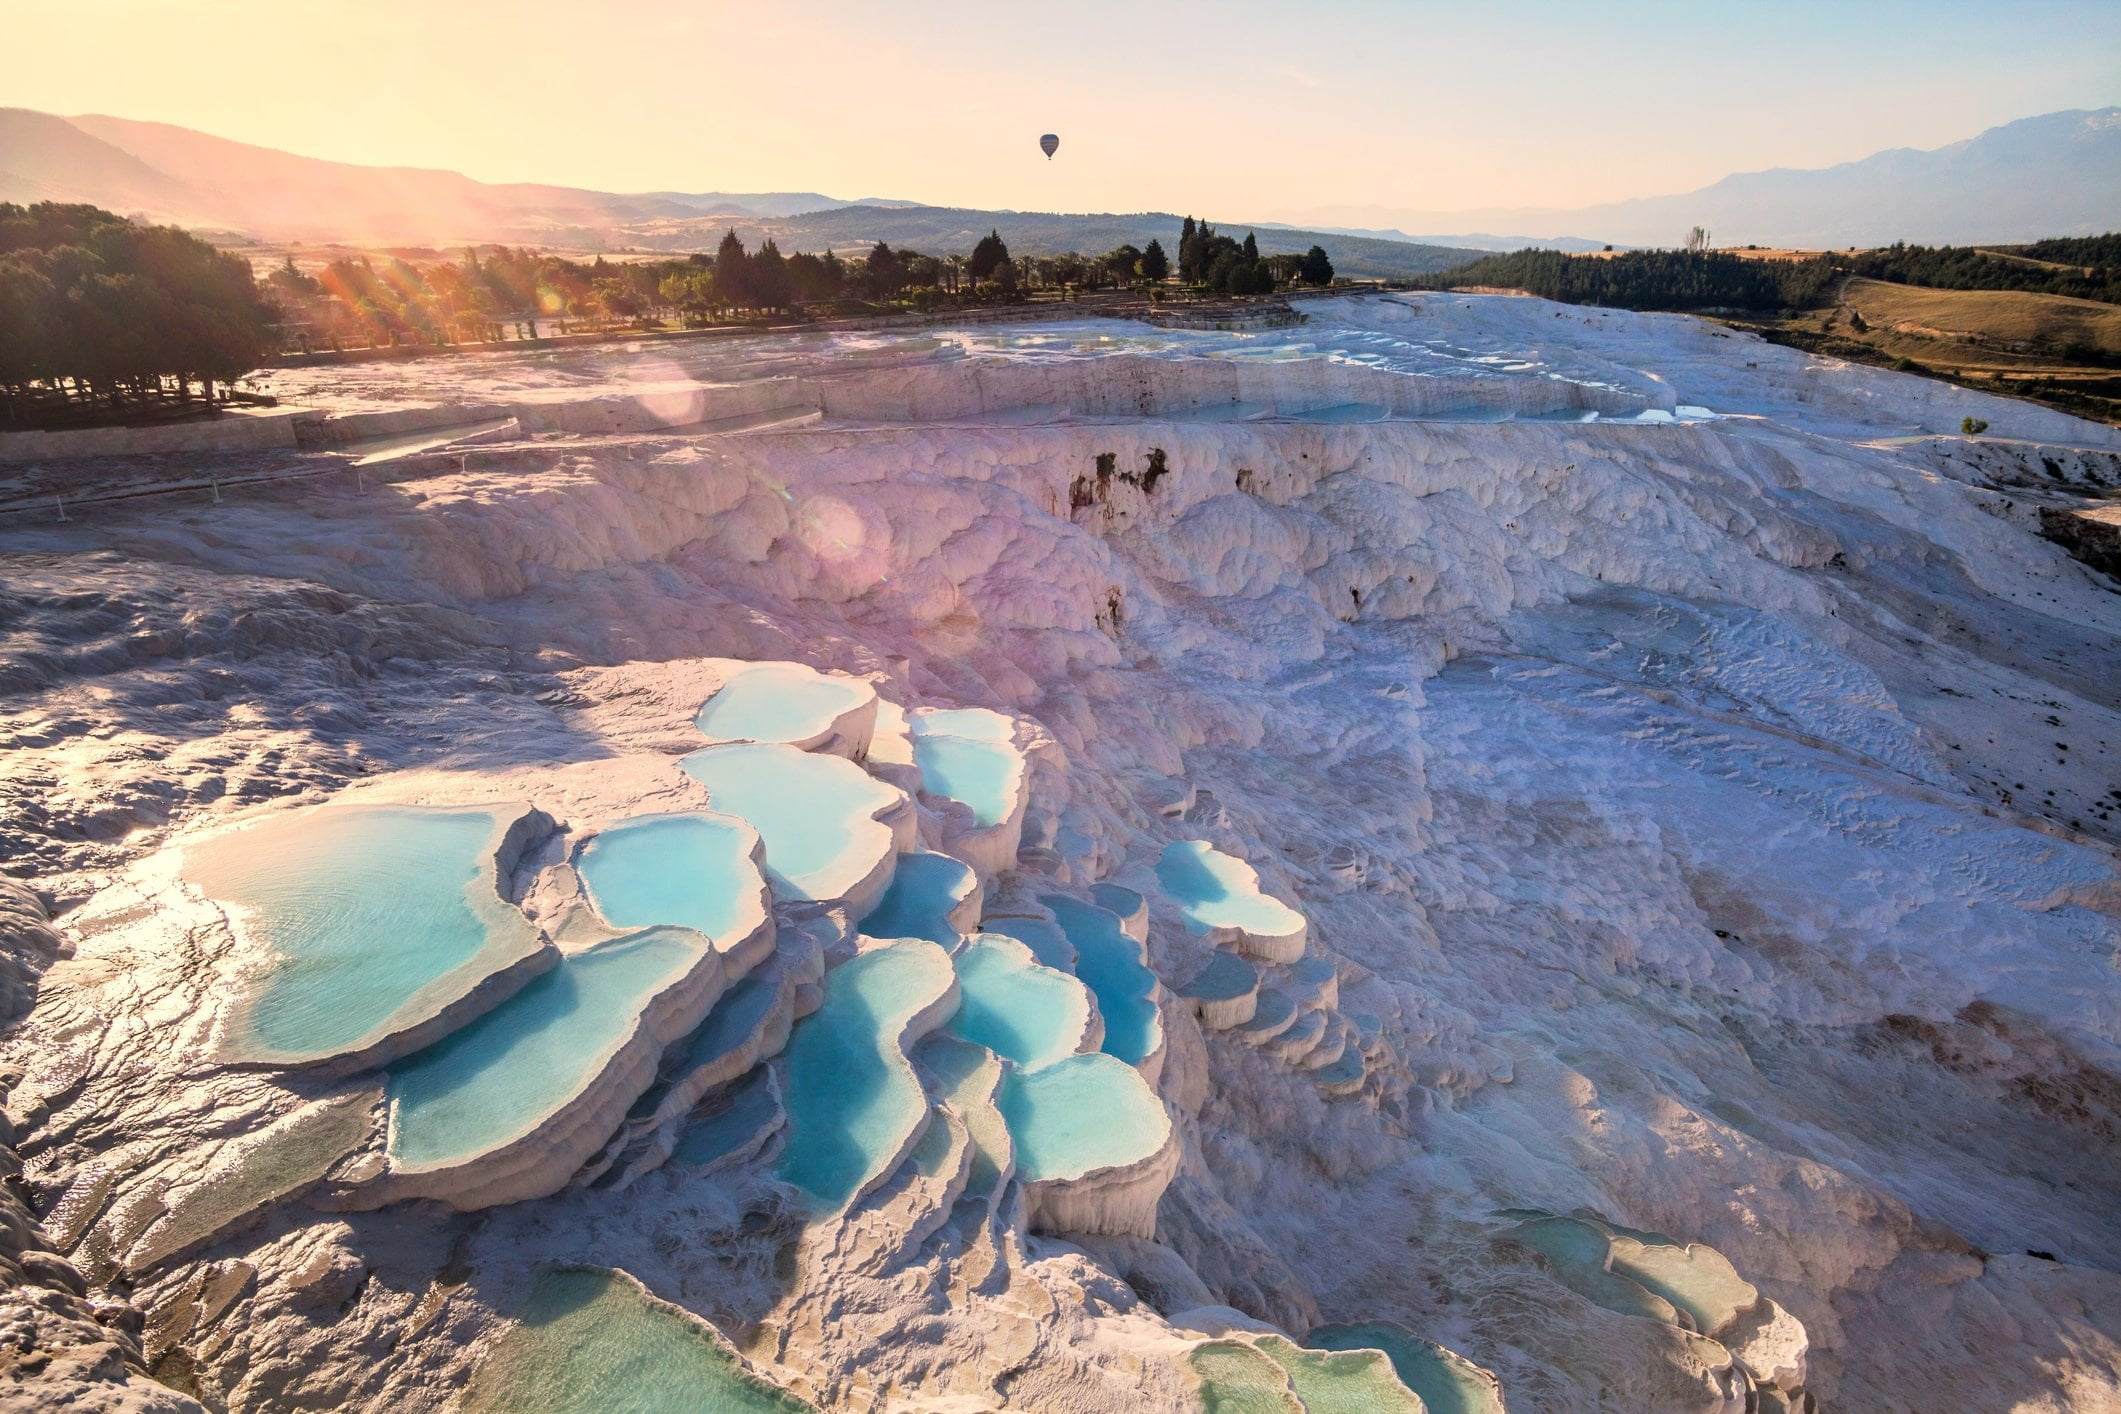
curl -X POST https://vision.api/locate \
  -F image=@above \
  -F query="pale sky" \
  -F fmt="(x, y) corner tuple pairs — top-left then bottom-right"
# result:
(10, 0), (2119, 218)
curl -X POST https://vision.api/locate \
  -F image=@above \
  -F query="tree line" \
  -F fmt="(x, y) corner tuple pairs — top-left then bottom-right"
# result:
(1424, 234), (2121, 316)
(1422, 248), (1840, 312)
(1, 202), (278, 426)
(1844, 238), (2121, 306)
(1179, 218), (1333, 294)
(3, 203), (1346, 427)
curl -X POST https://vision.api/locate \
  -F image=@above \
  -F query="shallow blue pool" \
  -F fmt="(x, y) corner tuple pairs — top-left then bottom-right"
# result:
(184, 804), (544, 1065)
(909, 709), (1020, 827)
(680, 743), (901, 902)
(1156, 839), (1305, 939)
(999, 1052), (1168, 1182)
(776, 940), (956, 1211)
(577, 813), (757, 941)
(387, 928), (706, 1170)
(1043, 895), (1161, 1066)
(946, 935), (1089, 1071)
(695, 662), (871, 745)
(858, 851), (976, 945)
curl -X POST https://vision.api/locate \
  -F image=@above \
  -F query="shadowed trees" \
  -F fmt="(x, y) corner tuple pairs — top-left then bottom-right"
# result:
(1177, 217), (1277, 294)
(1139, 239), (1169, 282)
(969, 229), (1010, 281)
(3, 202), (1336, 428)
(0, 202), (277, 425)
(1422, 247), (1838, 312)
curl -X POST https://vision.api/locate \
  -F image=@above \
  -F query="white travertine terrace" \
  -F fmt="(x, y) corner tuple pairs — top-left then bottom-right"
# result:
(693, 658), (879, 758)
(8, 292), (2120, 1411)
(1496, 1210), (1810, 1406)
(905, 706), (1031, 879)
(177, 802), (560, 1074)
(680, 743), (915, 917)
(1090, 882), (1150, 942)
(1176, 949), (1261, 1030)
(1156, 839), (1309, 964)
(1002, 1052), (1182, 1240)
(339, 929), (734, 1211)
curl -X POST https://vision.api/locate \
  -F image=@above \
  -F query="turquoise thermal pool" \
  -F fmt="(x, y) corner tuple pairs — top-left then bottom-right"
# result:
(386, 928), (707, 1171)
(908, 708), (1021, 827)
(858, 851), (977, 945)
(1253, 1335), (1422, 1412)
(1041, 895), (1161, 1066)
(916, 1034), (1010, 1199)
(1308, 1323), (1505, 1414)
(183, 803), (545, 1066)
(576, 812), (759, 941)
(464, 1267), (810, 1413)
(1502, 1215), (1679, 1324)
(998, 1052), (1168, 1183)
(694, 661), (872, 746)
(1605, 1231), (1757, 1334)
(646, 971), (779, 1101)
(671, 1068), (782, 1171)
(776, 940), (956, 1212)
(1156, 839), (1306, 939)
(981, 914), (1076, 971)
(945, 934), (1091, 1071)
(680, 743), (902, 902)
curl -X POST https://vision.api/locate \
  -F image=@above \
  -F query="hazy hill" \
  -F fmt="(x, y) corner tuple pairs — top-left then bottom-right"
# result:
(16, 104), (2111, 267)
(0, 108), (907, 239)
(0, 109), (1477, 277)
(1278, 108), (2121, 249)
(0, 109), (201, 216)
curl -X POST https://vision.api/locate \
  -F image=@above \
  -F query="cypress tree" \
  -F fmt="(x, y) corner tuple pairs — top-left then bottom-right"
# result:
(969, 229), (1010, 281)
(714, 229), (753, 308)
(1139, 238), (1169, 282)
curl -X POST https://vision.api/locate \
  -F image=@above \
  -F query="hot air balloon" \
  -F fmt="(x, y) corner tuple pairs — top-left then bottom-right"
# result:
(1039, 133), (1059, 160)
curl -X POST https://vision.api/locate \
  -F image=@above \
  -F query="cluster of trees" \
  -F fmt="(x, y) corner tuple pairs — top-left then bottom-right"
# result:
(1423, 248), (1839, 313)
(1427, 233), (2121, 321)
(1176, 219), (1333, 294)
(1, 202), (278, 425)
(1846, 238), (2121, 306)
(265, 230), (1067, 351)
(2013, 234), (2121, 271)
(265, 241), (840, 350)
(4, 203), (1346, 425)
(269, 219), (1303, 354)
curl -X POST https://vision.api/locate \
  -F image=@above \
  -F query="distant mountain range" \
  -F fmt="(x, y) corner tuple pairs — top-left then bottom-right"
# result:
(1273, 108), (2121, 250)
(0, 109), (1478, 278)
(0, 109), (921, 236)
(4, 105), (2115, 272)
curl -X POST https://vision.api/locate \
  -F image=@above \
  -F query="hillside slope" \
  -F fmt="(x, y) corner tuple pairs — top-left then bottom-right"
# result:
(0, 109), (1471, 274)
(1283, 108), (2121, 249)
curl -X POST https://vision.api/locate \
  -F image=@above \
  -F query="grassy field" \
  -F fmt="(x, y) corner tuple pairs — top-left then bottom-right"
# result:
(1727, 274), (2121, 425)
(1836, 277), (2121, 357)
